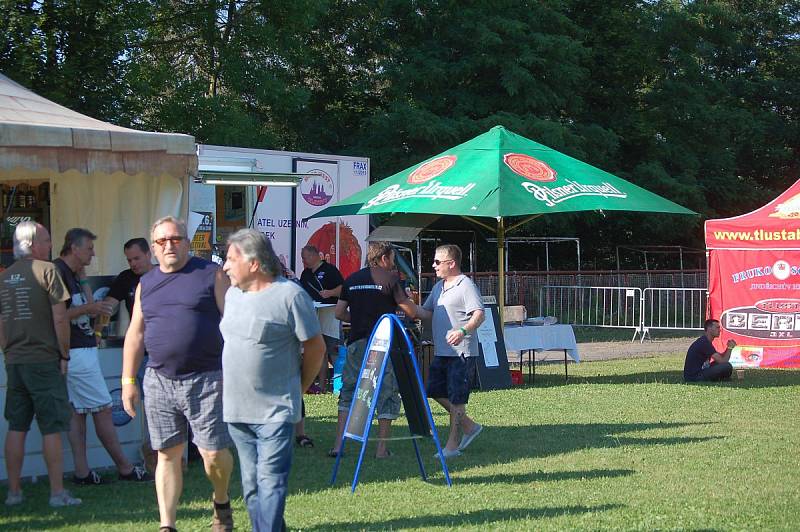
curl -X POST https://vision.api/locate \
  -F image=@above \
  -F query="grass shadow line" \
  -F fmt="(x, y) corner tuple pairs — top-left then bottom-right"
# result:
(302, 503), (624, 531)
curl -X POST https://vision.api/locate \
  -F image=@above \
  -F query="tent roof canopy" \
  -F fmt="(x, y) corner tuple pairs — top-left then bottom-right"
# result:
(705, 178), (800, 250)
(0, 73), (194, 155)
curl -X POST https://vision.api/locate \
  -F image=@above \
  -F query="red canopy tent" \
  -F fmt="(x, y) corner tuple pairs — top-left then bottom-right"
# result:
(705, 179), (800, 368)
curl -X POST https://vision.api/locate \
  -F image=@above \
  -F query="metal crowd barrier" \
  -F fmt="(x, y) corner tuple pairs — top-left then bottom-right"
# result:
(640, 287), (707, 342)
(539, 286), (643, 341)
(539, 285), (708, 342)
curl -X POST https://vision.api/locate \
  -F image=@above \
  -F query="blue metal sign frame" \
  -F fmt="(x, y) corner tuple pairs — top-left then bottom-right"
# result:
(331, 313), (452, 492)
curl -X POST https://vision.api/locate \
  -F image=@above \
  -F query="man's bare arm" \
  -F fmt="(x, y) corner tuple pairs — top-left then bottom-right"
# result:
(300, 335), (326, 392)
(397, 298), (420, 319)
(712, 339), (736, 363)
(334, 299), (350, 322)
(121, 285), (145, 417)
(214, 268), (230, 315)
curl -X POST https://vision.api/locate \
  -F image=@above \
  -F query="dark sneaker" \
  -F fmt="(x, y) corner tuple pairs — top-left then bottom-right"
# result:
(211, 499), (234, 532)
(71, 470), (107, 485)
(119, 465), (152, 482)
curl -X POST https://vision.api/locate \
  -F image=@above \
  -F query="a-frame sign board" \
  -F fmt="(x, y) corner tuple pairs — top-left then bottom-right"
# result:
(331, 313), (452, 492)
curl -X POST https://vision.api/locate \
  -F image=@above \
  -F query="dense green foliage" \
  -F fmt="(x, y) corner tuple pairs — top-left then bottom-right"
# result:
(1, 1), (798, 266)
(2, 355), (798, 530)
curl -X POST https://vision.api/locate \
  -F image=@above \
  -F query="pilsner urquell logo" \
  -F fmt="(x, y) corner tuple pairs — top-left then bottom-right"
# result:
(363, 154), (475, 209)
(505, 153), (627, 207)
(407, 155), (457, 184)
(503, 153), (557, 182)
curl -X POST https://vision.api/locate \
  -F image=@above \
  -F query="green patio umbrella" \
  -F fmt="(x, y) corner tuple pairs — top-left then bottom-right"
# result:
(312, 125), (695, 311)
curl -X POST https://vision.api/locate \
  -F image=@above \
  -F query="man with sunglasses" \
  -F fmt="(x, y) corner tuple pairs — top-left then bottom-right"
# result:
(416, 244), (485, 459)
(121, 216), (234, 532)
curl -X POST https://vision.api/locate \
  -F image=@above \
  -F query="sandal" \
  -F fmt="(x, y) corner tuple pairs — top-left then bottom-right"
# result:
(295, 435), (314, 448)
(327, 448), (343, 458)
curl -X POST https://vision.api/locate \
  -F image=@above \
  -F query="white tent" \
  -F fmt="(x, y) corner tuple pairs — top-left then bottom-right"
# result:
(0, 73), (196, 274)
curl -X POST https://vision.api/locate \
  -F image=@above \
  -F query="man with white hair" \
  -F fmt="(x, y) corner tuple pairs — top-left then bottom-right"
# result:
(220, 228), (325, 531)
(1, 222), (80, 507)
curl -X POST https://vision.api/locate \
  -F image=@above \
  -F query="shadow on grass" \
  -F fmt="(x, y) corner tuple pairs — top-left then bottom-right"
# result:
(303, 503), (623, 531)
(457, 468), (634, 485)
(523, 368), (800, 388)
(310, 421), (719, 493)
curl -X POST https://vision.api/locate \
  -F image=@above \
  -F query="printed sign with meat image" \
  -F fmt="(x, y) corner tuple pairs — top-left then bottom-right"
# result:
(306, 221), (363, 279)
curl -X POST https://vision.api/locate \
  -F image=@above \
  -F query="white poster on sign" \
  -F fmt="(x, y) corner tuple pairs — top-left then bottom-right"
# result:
(481, 340), (499, 367)
(478, 307), (499, 367)
(477, 309), (497, 344)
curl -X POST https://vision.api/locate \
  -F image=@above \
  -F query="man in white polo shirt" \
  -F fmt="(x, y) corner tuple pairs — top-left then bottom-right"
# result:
(416, 244), (485, 459)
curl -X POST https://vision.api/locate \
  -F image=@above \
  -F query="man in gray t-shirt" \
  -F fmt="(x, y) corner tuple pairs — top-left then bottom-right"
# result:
(219, 229), (325, 532)
(417, 244), (485, 459)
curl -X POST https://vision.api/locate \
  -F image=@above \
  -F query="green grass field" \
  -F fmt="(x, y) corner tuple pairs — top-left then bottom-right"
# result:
(2, 354), (799, 531)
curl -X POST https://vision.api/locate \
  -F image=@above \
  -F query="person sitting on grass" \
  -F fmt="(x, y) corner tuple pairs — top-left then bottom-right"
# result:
(684, 319), (735, 382)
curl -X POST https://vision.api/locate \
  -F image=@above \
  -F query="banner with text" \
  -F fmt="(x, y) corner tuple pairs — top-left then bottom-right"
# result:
(708, 248), (800, 368)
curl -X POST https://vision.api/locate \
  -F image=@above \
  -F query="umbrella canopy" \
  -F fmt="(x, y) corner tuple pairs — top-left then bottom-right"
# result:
(312, 125), (695, 219)
(312, 125), (695, 314)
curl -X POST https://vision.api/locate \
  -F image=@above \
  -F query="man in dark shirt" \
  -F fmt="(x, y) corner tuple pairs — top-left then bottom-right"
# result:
(102, 237), (156, 470)
(54, 228), (149, 485)
(684, 319), (735, 382)
(105, 237), (153, 316)
(329, 241), (420, 458)
(121, 216), (233, 532)
(299, 244), (344, 393)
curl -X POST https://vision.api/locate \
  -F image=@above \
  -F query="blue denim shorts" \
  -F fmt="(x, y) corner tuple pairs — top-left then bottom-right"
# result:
(426, 356), (476, 405)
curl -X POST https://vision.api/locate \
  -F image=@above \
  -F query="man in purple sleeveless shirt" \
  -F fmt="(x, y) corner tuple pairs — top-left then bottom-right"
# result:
(121, 216), (233, 532)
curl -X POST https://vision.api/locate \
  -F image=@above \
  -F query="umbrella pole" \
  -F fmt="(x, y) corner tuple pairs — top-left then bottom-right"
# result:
(497, 217), (505, 320)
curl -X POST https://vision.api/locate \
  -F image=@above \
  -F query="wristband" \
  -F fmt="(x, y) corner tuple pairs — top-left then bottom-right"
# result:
(459, 327), (468, 335)
(79, 279), (90, 285)
(94, 331), (103, 338)
(60, 356), (70, 361)
(121, 377), (137, 385)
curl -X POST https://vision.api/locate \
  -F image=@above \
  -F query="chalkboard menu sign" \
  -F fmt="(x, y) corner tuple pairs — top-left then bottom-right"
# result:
(476, 296), (512, 390)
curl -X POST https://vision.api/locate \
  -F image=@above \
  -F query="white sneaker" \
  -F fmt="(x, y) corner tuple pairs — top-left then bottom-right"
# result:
(5, 491), (23, 506)
(49, 490), (82, 507)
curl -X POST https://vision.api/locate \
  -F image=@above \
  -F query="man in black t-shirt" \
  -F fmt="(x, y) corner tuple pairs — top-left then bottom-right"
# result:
(54, 228), (149, 485)
(103, 237), (157, 470)
(299, 245), (344, 394)
(105, 238), (153, 317)
(684, 319), (735, 382)
(329, 241), (420, 458)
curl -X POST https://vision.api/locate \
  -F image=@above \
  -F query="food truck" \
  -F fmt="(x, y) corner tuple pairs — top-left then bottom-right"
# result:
(193, 144), (369, 278)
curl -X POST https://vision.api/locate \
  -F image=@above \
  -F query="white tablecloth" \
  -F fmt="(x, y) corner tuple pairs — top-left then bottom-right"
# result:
(503, 324), (580, 362)
(315, 303), (340, 339)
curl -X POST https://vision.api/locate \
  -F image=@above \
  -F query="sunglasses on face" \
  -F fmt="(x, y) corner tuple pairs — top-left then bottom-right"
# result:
(433, 259), (453, 266)
(154, 236), (185, 248)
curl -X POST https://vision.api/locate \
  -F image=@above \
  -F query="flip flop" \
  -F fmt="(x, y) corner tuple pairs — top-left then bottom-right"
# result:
(295, 435), (314, 448)
(327, 449), (343, 458)
(458, 423), (483, 451)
